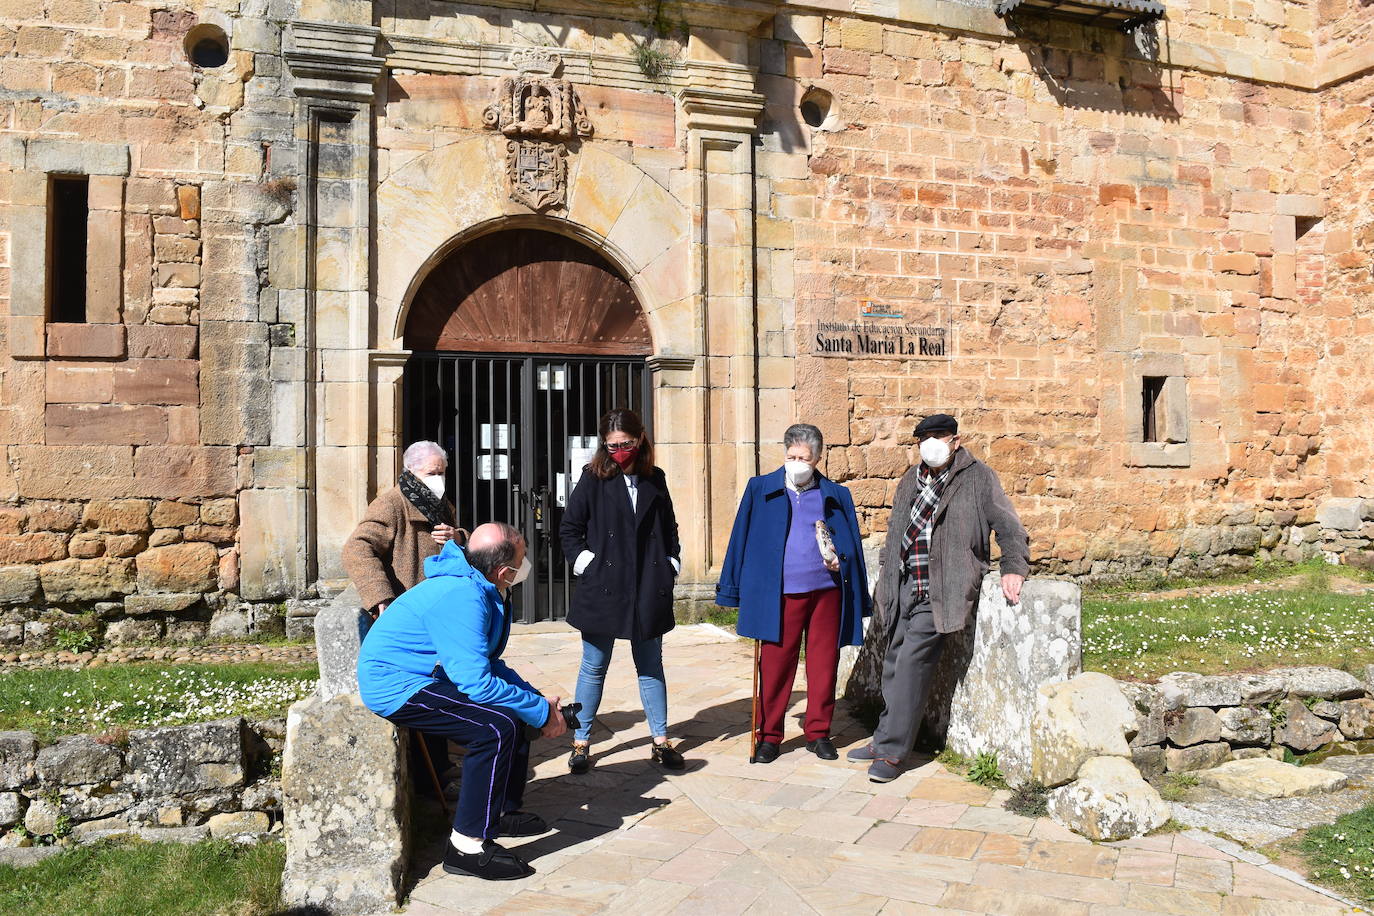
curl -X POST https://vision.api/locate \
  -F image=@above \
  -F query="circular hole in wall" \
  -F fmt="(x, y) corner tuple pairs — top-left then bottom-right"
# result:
(799, 88), (835, 130)
(185, 24), (229, 68)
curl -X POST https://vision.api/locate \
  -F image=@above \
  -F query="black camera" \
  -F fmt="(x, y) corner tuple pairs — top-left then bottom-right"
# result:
(524, 702), (582, 740)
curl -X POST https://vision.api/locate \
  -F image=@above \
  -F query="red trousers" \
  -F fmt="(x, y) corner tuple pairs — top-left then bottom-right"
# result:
(758, 587), (841, 743)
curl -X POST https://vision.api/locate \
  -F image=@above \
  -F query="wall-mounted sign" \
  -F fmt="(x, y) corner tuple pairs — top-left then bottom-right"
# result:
(804, 319), (950, 359)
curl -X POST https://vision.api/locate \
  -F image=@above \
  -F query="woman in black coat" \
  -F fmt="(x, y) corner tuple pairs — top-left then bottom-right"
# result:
(559, 408), (684, 773)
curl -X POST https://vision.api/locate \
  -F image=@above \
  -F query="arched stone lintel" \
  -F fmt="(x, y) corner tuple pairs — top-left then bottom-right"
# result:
(375, 137), (692, 353)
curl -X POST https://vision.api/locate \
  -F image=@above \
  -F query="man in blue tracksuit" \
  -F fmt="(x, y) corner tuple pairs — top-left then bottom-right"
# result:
(357, 521), (567, 881)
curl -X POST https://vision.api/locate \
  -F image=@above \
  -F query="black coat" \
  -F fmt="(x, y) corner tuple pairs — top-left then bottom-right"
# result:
(559, 466), (681, 642)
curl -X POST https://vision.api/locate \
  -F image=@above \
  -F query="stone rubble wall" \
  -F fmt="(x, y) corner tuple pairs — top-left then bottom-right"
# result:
(1118, 664), (1374, 780)
(0, 716), (284, 849)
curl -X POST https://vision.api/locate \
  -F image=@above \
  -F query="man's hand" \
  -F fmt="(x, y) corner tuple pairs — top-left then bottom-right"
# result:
(431, 524), (457, 545)
(540, 696), (567, 739)
(1002, 574), (1024, 605)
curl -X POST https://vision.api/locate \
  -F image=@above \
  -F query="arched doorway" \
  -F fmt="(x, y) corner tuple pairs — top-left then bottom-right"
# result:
(402, 228), (653, 623)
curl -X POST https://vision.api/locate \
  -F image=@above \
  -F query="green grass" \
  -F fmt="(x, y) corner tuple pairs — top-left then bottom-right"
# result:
(1004, 781), (1049, 818)
(0, 838), (284, 916)
(1083, 586), (1374, 681)
(0, 662), (317, 743)
(1299, 803), (1374, 904)
(1158, 772), (1199, 802)
(1084, 558), (1372, 599)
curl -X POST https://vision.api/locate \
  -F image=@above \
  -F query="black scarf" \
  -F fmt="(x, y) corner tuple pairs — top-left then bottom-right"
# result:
(398, 469), (454, 527)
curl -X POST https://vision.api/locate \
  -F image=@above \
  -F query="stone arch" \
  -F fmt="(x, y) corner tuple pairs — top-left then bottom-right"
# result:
(375, 135), (692, 353)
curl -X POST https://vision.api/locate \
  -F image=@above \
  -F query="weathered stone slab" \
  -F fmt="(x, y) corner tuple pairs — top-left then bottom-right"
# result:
(1274, 666), (1366, 699)
(1274, 699), (1340, 752)
(1031, 671), (1134, 788)
(1237, 674), (1285, 704)
(1046, 755), (1170, 841)
(0, 845), (63, 867)
(282, 693), (408, 915)
(36, 736), (122, 786)
(0, 731), (37, 790)
(1339, 699), (1374, 739)
(128, 717), (245, 797)
(0, 792), (24, 828)
(1218, 706), (1272, 745)
(1310, 700), (1343, 721)
(932, 576), (1082, 785)
(315, 588), (370, 701)
(1196, 758), (1349, 799)
(208, 811), (271, 836)
(1165, 741), (1230, 772)
(1157, 672), (1242, 707)
(1119, 683), (1165, 747)
(124, 593), (201, 615)
(0, 567), (40, 605)
(1131, 745), (1165, 781)
(1167, 708), (1222, 747)
(1316, 497), (1365, 532)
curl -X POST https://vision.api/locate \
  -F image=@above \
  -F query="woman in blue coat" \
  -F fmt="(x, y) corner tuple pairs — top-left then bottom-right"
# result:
(716, 423), (871, 762)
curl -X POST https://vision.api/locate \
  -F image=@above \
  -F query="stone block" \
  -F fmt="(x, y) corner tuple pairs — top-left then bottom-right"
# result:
(0, 792), (25, 828)
(151, 500), (200, 528)
(0, 534), (67, 565)
(1338, 699), (1374, 740)
(1195, 758), (1348, 799)
(1165, 741), (1230, 772)
(1167, 707), (1223, 747)
(207, 811), (270, 836)
(936, 576), (1081, 786)
(127, 326), (198, 360)
(1218, 706), (1272, 745)
(82, 499), (152, 534)
(0, 731), (37, 790)
(1237, 674), (1285, 704)
(1120, 683), (1165, 747)
(1031, 671), (1135, 788)
(200, 498), (237, 526)
(1274, 666), (1365, 699)
(105, 618), (162, 645)
(26, 139), (130, 176)
(36, 735), (121, 786)
(47, 404), (167, 446)
(45, 324), (127, 360)
(1311, 700), (1343, 721)
(314, 592), (369, 700)
(1316, 497), (1365, 532)
(124, 593), (200, 616)
(239, 488), (302, 601)
(282, 694), (407, 915)
(0, 567), (40, 605)
(112, 360), (199, 406)
(39, 558), (136, 602)
(1273, 698), (1339, 752)
(128, 718), (245, 797)
(200, 322), (270, 446)
(1046, 756), (1170, 842)
(105, 534), (147, 558)
(1130, 745), (1165, 781)
(1157, 672), (1242, 707)
(23, 797), (59, 836)
(136, 542), (219, 594)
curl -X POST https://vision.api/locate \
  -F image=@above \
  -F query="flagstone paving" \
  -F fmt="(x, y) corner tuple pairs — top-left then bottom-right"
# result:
(401, 625), (1357, 915)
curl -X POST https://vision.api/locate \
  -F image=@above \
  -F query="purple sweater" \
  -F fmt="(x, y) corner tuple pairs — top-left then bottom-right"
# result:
(782, 485), (839, 594)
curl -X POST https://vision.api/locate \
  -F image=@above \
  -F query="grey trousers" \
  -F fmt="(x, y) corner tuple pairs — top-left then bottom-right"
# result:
(872, 597), (946, 761)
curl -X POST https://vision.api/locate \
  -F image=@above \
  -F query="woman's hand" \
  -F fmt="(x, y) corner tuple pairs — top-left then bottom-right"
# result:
(431, 524), (456, 545)
(824, 556), (840, 572)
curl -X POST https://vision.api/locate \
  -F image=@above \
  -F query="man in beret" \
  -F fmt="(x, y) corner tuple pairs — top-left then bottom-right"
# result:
(847, 413), (1030, 782)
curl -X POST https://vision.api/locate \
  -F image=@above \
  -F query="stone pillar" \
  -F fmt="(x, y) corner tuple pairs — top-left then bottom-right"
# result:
(678, 36), (766, 574)
(281, 586), (408, 913)
(845, 574), (1081, 785)
(256, 21), (383, 599)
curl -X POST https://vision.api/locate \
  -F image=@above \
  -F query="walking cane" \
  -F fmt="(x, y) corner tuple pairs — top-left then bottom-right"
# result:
(748, 639), (761, 763)
(415, 732), (451, 819)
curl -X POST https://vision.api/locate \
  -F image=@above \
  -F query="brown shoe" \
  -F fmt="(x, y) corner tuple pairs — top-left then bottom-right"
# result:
(651, 740), (685, 770)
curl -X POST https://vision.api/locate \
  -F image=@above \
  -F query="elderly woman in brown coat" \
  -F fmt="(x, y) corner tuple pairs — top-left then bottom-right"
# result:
(342, 440), (465, 616)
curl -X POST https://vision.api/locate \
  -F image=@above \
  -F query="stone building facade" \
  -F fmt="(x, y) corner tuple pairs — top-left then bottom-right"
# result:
(0, 0), (1371, 641)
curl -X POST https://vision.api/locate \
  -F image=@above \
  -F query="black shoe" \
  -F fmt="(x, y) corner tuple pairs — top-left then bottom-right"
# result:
(568, 742), (590, 775)
(806, 737), (838, 760)
(442, 840), (534, 880)
(495, 811), (548, 837)
(652, 740), (685, 770)
(753, 741), (780, 764)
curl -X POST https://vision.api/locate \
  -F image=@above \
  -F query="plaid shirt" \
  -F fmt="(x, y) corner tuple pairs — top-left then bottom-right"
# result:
(900, 462), (952, 602)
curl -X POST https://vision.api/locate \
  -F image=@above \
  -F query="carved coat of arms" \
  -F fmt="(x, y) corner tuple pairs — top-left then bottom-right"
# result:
(483, 49), (593, 212)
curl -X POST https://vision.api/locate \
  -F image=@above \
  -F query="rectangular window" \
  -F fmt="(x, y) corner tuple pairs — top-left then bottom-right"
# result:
(48, 176), (89, 323)
(1142, 376), (1166, 443)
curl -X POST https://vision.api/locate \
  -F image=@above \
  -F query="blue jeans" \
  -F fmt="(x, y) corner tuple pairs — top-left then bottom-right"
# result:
(573, 634), (668, 743)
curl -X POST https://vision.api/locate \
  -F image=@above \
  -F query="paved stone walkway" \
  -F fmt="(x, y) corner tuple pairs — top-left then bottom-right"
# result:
(403, 625), (1356, 915)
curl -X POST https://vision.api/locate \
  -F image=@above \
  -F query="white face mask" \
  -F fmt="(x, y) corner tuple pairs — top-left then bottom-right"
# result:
(508, 555), (532, 587)
(784, 460), (814, 487)
(919, 437), (952, 468)
(421, 474), (446, 499)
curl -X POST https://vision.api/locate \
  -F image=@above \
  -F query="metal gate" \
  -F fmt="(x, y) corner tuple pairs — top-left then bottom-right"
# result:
(402, 354), (651, 623)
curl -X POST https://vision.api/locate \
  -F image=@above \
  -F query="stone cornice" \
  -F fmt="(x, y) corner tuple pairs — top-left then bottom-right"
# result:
(385, 35), (689, 91)
(426, 0), (781, 33)
(779, 0), (1332, 91)
(679, 84), (767, 132)
(285, 21), (386, 101)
